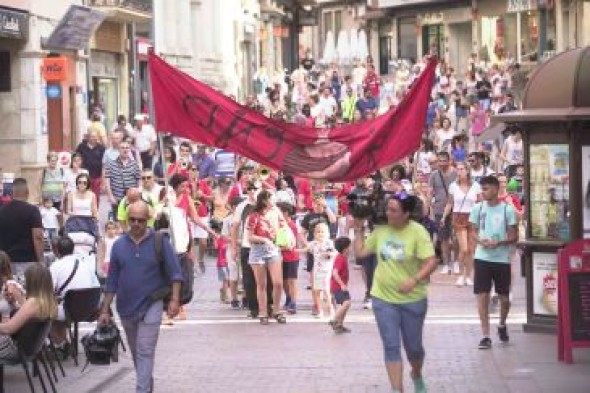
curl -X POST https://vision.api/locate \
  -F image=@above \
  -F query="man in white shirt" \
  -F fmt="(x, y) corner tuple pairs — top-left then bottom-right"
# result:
(49, 236), (101, 355)
(139, 168), (163, 205)
(319, 87), (338, 119)
(129, 114), (157, 170)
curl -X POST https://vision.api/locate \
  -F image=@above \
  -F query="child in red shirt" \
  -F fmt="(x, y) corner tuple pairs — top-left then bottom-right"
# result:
(330, 237), (352, 334)
(215, 225), (230, 303)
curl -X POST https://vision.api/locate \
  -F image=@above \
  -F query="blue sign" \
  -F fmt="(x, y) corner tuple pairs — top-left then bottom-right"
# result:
(46, 84), (62, 99)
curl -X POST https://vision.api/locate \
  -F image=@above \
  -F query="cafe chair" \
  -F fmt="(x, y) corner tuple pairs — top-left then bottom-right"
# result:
(63, 288), (102, 366)
(0, 319), (55, 393)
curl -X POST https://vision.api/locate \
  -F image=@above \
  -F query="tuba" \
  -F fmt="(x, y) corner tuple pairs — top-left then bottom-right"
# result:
(257, 166), (271, 181)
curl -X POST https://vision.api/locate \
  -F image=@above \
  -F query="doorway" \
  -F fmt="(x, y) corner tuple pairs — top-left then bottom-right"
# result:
(92, 77), (118, 131)
(422, 24), (444, 58)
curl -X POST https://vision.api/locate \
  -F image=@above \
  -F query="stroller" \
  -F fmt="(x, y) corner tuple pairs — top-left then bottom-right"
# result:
(63, 215), (100, 273)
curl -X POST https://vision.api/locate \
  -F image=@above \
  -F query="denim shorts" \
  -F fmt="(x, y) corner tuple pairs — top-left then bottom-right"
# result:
(248, 243), (280, 265)
(372, 297), (428, 363)
(217, 266), (229, 282)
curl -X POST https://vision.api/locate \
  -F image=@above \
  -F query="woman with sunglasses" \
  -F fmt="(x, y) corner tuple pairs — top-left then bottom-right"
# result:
(65, 173), (98, 218)
(354, 194), (437, 393)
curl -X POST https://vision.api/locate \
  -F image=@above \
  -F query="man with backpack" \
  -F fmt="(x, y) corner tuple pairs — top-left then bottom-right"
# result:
(99, 201), (183, 393)
(469, 175), (518, 350)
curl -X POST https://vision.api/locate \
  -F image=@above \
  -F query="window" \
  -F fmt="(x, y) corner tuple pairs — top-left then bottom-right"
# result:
(334, 10), (342, 37)
(323, 11), (333, 42)
(0, 52), (10, 92)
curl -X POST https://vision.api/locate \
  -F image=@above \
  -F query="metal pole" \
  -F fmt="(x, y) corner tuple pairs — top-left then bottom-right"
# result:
(149, 0), (176, 247)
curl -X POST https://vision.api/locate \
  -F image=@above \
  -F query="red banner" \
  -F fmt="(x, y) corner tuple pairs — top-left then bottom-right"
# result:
(148, 52), (437, 182)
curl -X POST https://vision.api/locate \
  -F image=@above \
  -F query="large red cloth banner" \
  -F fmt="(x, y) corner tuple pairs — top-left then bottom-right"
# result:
(148, 52), (437, 182)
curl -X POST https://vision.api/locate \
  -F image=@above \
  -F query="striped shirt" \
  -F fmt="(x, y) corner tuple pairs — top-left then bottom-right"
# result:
(105, 158), (141, 201)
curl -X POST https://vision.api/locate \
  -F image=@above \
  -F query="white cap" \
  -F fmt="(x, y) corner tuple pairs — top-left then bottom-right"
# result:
(134, 114), (145, 121)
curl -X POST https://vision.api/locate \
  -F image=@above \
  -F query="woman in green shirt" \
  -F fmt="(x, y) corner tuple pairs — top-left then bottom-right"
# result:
(354, 194), (437, 393)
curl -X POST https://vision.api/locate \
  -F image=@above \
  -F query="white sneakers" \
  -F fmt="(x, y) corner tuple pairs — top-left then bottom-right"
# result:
(452, 261), (461, 275)
(440, 265), (450, 275)
(456, 276), (474, 287)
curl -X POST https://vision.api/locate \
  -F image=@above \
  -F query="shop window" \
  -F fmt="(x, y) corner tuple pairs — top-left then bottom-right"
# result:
(323, 11), (333, 42)
(529, 144), (570, 241)
(0, 52), (10, 92)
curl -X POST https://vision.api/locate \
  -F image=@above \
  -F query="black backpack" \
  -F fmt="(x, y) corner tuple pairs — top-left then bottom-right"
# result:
(152, 230), (194, 305)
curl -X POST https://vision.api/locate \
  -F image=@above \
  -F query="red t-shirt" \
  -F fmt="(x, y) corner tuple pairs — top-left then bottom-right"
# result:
(216, 237), (228, 267)
(337, 182), (353, 215)
(195, 179), (212, 217)
(281, 220), (299, 263)
(330, 253), (349, 293)
(228, 183), (244, 203)
(295, 177), (312, 211)
(246, 212), (276, 240)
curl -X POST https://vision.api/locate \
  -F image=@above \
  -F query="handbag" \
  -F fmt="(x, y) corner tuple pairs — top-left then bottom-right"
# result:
(275, 225), (295, 249)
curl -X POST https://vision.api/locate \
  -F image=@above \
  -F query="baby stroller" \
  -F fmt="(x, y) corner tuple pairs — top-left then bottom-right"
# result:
(64, 215), (100, 272)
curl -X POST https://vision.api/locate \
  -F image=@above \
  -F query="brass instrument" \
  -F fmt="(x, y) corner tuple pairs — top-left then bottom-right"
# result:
(257, 166), (271, 180)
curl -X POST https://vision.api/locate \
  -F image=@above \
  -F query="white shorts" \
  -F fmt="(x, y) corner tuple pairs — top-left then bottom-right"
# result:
(191, 216), (210, 239)
(226, 247), (239, 281)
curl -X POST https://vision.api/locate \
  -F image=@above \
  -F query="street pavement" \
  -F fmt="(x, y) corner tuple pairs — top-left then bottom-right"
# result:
(3, 254), (590, 393)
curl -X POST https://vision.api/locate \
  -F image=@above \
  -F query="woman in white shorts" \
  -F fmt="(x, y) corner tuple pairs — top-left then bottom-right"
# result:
(246, 190), (285, 325)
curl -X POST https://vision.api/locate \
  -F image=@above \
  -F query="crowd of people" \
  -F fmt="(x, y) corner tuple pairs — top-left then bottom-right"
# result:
(0, 51), (528, 393)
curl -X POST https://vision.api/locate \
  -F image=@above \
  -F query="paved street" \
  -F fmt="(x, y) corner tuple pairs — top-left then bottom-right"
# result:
(3, 255), (590, 393)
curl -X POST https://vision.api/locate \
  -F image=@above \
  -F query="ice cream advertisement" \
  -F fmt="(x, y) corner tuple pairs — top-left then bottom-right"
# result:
(532, 252), (558, 316)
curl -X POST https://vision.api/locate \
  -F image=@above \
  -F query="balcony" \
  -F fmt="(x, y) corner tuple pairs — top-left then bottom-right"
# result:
(88, 0), (152, 23)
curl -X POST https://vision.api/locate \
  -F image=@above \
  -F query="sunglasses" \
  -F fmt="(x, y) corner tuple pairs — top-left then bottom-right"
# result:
(142, 176), (152, 180)
(128, 217), (147, 224)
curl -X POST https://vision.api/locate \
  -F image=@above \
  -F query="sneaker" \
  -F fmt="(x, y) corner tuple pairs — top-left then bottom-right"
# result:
(412, 375), (427, 393)
(452, 261), (461, 274)
(363, 298), (372, 309)
(455, 276), (465, 287)
(465, 277), (474, 286)
(334, 325), (351, 334)
(230, 300), (241, 310)
(498, 325), (509, 343)
(440, 265), (450, 275)
(315, 311), (324, 319)
(478, 337), (492, 349)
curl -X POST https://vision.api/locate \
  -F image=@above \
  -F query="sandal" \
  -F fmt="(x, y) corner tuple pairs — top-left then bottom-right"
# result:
(259, 316), (269, 325)
(273, 313), (287, 324)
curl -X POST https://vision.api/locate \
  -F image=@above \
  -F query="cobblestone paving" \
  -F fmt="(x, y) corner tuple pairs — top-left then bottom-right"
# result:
(3, 256), (589, 393)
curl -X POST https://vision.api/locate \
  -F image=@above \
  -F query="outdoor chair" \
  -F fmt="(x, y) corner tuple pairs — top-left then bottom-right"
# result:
(0, 319), (55, 393)
(63, 288), (101, 366)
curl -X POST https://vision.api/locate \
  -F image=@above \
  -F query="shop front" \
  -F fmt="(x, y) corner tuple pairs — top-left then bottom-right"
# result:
(90, 20), (126, 130)
(495, 47), (590, 333)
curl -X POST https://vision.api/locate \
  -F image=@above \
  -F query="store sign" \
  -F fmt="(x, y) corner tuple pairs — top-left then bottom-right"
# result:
(46, 84), (62, 99)
(507, 0), (538, 13)
(0, 7), (28, 40)
(41, 57), (68, 82)
(377, 0), (448, 7)
(46, 5), (104, 50)
(419, 12), (444, 25)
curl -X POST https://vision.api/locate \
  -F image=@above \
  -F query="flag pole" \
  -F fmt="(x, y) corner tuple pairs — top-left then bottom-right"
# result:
(148, 0), (176, 248)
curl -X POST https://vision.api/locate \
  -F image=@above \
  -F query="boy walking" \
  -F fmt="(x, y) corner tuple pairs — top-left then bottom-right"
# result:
(330, 237), (352, 334)
(469, 176), (518, 349)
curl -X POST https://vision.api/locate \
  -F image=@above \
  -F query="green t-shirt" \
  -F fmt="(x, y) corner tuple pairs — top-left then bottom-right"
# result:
(117, 196), (156, 228)
(469, 201), (517, 263)
(364, 221), (435, 304)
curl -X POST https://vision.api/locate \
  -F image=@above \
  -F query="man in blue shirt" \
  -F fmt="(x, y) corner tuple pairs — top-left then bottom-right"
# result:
(192, 144), (216, 179)
(469, 175), (517, 350)
(100, 201), (183, 393)
(355, 88), (378, 119)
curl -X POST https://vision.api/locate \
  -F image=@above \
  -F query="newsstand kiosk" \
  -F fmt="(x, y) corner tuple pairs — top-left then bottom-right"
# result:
(494, 47), (590, 334)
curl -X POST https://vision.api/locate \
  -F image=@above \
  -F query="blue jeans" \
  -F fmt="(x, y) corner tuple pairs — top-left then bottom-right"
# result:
(121, 300), (163, 393)
(372, 297), (427, 363)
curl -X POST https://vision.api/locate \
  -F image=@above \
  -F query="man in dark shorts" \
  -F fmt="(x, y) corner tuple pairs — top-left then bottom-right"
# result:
(469, 175), (517, 350)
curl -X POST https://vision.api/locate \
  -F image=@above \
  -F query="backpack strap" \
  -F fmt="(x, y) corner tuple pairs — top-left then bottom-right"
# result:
(154, 230), (165, 266)
(56, 259), (79, 298)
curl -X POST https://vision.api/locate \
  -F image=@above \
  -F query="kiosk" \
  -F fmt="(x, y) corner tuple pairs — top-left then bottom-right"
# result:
(495, 47), (590, 333)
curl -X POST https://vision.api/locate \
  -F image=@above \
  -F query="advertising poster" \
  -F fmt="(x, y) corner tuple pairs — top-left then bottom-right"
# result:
(583, 146), (590, 239)
(532, 252), (558, 316)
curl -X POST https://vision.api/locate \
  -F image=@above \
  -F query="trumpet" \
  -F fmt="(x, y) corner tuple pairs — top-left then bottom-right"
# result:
(257, 166), (271, 181)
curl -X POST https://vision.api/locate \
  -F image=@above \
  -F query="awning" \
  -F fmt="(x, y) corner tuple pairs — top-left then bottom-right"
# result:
(475, 122), (507, 143)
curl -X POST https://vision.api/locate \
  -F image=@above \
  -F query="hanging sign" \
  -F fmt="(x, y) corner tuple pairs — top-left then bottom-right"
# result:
(41, 57), (68, 81)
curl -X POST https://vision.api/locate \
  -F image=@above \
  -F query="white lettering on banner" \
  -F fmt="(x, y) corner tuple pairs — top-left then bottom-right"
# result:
(507, 0), (538, 13)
